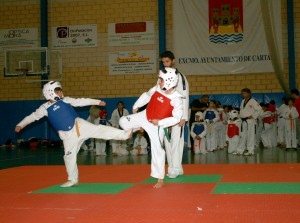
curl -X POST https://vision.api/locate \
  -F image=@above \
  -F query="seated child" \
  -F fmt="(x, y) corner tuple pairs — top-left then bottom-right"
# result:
(131, 130), (148, 155)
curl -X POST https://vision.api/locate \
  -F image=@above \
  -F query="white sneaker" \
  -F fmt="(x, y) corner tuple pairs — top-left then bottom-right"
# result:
(231, 152), (237, 155)
(244, 152), (254, 156)
(60, 180), (79, 188)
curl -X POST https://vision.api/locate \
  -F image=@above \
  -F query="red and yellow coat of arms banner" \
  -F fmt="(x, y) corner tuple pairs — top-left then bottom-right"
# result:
(209, 0), (243, 44)
(173, 0), (282, 75)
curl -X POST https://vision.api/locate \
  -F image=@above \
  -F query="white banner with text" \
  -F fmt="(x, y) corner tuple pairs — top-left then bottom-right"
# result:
(173, 0), (282, 75)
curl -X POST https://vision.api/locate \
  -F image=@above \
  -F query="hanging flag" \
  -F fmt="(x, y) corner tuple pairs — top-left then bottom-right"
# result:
(173, 0), (282, 75)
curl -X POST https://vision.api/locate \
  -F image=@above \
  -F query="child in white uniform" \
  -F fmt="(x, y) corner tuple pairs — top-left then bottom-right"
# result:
(131, 130), (148, 155)
(227, 110), (241, 154)
(15, 81), (131, 188)
(94, 109), (112, 156)
(160, 51), (189, 179)
(215, 101), (227, 150)
(222, 105), (230, 148)
(119, 68), (183, 188)
(277, 97), (287, 148)
(260, 103), (273, 148)
(203, 100), (219, 152)
(190, 111), (207, 154)
(283, 98), (299, 150)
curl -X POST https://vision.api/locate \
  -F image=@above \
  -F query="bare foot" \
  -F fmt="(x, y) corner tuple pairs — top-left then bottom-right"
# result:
(153, 179), (164, 188)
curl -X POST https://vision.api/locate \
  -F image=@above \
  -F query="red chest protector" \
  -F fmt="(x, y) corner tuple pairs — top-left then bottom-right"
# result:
(219, 112), (223, 121)
(146, 91), (174, 121)
(227, 123), (239, 138)
(263, 116), (272, 124)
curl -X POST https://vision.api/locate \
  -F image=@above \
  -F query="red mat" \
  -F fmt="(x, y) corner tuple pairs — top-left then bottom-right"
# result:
(1, 164), (300, 223)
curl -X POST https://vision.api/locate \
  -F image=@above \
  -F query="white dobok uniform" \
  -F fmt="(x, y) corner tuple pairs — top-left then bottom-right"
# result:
(190, 121), (207, 154)
(238, 98), (262, 154)
(165, 71), (189, 176)
(119, 85), (183, 179)
(282, 106), (299, 149)
(16, 97), (130, 183)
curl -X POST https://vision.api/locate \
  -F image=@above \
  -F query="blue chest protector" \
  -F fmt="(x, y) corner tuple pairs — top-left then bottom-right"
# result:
(205, 111), (216, 120)
(47, 100), (78, 131)
(193, 123), (205, 135)
(99, 119), (106, 125)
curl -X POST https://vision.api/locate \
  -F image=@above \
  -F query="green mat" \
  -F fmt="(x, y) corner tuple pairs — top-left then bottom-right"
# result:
(33, 183), (135, 194)
(213, 183), (300, 194)
(143, 174), (222, 184)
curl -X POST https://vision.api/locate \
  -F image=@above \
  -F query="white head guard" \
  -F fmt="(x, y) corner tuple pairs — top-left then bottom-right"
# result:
(195, 111), (203, 121)
(43, 81), (63, 101)
(158, 67), (179, 91)
(229, 110), (239, 120)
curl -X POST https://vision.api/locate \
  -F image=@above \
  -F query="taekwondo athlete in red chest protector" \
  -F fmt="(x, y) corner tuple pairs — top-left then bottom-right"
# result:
(119, 68), (183, 188)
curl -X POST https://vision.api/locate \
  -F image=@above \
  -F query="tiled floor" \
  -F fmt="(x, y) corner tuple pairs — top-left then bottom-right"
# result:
(1, 144), (299, 169)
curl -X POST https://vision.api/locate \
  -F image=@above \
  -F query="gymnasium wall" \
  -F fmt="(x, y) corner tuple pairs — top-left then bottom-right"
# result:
(0, 0), (299, 100)
(0, 0), (299, 144)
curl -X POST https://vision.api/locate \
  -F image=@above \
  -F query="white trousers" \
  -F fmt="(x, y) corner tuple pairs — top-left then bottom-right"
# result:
(237, 120), (255, 153)
(60, 118), (130, 182)
(271, 122), (278, 147)
(119, 110), (166, 179)
(227, 136), (240, 153)
(193, 138), (206, 154)
(261, 123), (272, 148)
(95, 139), (106, 155)
(165, 124), (185, 176)
(277, 118), (285, 144)
(215, 122), (226, 149)
(206, 124), (216, 151)
(285, 119), (297, 148)
(255, 122), (263, 147)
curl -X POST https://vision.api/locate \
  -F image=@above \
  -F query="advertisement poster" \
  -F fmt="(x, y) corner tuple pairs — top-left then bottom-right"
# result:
(108, 21), (154, 46)
(0, 28), (38, 49)
(51, 24), (97, 48)
(109, 50), (156, 75)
